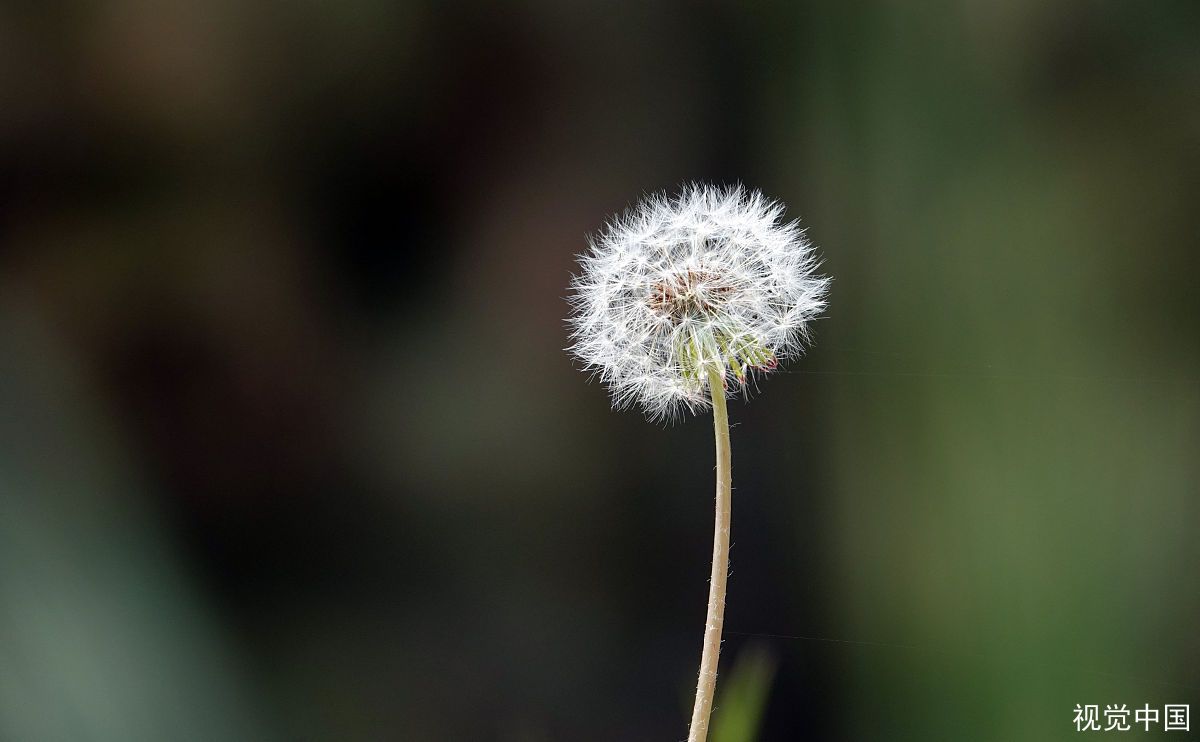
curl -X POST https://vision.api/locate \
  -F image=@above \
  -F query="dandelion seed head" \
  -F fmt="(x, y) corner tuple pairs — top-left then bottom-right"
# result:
(567, 183), (829, 420)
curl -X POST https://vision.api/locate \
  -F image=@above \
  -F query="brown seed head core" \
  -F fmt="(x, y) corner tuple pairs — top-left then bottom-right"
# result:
(647, 268), (733, 322)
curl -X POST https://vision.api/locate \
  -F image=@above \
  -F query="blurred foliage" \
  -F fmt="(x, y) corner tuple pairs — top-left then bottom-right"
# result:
(711, 645), (778, 742)
(0, 1), (1196, 740)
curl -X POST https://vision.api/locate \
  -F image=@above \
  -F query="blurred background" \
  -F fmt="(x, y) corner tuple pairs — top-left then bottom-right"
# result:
(1, 1), (1197, 740)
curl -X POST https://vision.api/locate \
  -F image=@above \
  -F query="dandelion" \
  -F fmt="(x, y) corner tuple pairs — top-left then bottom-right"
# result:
(568, 184), (828, 420)
(566, 184), (828, 742)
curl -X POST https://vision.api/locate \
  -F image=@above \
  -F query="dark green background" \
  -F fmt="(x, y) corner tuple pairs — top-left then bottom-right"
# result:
(1, 2), (1196, 740)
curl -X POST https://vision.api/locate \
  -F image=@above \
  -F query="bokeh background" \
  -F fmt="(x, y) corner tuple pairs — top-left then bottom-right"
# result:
(1, 2), (1197, 740)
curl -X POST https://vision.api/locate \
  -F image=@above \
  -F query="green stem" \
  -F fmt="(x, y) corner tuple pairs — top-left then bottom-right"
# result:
(687, 367), (733, 742)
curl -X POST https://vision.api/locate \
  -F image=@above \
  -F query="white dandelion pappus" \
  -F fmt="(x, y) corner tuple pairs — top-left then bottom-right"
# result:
(567, 184), (829, 420)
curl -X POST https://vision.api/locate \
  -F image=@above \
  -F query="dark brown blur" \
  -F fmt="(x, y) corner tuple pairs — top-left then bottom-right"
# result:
(1, 2), (1197, 741)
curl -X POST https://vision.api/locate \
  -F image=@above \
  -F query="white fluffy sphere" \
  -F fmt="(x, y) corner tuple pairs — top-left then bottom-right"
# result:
(567, 184), (829, 419)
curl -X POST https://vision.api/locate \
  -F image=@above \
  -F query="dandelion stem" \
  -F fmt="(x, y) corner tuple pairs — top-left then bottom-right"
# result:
(687, 367), (732, 742)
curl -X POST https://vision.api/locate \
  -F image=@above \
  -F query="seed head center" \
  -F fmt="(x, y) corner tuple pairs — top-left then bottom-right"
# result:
(647, 268), (733, 322)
